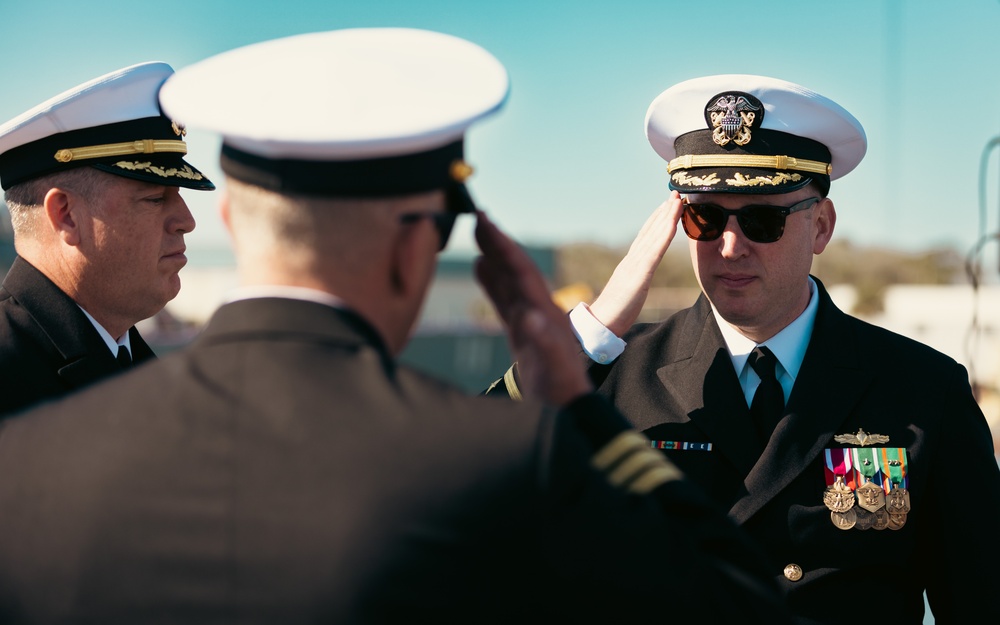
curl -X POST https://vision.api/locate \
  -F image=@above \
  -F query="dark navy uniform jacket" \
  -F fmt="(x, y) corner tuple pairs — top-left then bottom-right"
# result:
(492, 277), (1000, 624)
(0, 257), (155, 417)
(0, 297), (792, 625)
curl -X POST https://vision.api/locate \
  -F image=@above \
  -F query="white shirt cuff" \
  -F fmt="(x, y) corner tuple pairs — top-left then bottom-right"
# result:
(569, 303), (627, 365)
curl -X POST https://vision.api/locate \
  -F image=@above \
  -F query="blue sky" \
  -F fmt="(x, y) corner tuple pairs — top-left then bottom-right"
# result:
(2, 0), (999, 267)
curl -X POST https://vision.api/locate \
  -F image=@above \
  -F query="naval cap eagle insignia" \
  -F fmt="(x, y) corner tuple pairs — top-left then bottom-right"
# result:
(833, 427), (890, 447)
(705, 91), (763, 147)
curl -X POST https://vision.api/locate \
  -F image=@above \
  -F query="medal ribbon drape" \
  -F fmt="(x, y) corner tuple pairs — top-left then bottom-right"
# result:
(852, 447), (886, 514)
(879, 447), (908, 491)
(852, 447), (878, 485)
(824, 448), (854, 488)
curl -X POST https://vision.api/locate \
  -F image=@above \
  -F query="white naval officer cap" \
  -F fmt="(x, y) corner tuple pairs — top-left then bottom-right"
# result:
(0, 61), (214, 191)
(645, 74), (866, 196)
(159, 28), (510, 212)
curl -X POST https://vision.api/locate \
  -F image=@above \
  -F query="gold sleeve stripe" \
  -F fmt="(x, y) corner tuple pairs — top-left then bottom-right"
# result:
(591, 430), (682, 494)
(667, 153), (831, 176)
(503, 364), (523, 402)
(606, 447), (667, 488)
(629, 465), (683, 494)
(591, 430), (651, 470)
(53, 139), (188, 163)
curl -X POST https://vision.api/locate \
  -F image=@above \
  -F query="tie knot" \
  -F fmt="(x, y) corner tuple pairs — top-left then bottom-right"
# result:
(116, 345), (132, 369)
(749, 346), (778, 380)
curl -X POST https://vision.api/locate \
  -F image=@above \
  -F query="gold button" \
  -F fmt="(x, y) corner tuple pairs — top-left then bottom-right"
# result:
(783, 563), (803, 582)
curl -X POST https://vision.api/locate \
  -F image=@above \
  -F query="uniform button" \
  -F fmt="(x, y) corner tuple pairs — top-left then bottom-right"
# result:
(597, 353), (609, 363)
(783, 563), (803, 582)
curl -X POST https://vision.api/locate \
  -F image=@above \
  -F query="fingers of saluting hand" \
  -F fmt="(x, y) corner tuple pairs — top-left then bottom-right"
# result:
(474, 211), (591, 403)
(621, 190), (684, 273)
(588, 192), (684, 336)
(473, 211), (553, 318)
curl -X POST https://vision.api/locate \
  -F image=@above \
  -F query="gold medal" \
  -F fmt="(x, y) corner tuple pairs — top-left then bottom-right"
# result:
(855, 479), (886, 512)
(854, 507), (874, 531)
(872, 508), (890, 530)
(879, 449), (911, 521)
(885, 485), (911, 515)
(823, 475), (855, 513)
(831, 508), (857, 530)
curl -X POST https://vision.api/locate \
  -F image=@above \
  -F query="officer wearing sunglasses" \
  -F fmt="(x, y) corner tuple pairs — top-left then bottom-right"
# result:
(489, 74), (1000, 624)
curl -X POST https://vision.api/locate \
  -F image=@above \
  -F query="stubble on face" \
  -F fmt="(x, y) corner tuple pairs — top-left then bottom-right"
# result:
(687, 189), (827, 343)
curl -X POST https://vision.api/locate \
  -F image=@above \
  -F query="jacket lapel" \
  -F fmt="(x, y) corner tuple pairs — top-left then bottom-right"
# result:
(3, 258), (123, 388)
(128, 327), (157, 365)
(656, 296), (762, 477)
(59, 325), (155, 384)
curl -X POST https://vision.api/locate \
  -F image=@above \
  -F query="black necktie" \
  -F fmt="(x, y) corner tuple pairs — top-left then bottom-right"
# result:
(749, 346), (784, 445)
(116, 345), (132, 369)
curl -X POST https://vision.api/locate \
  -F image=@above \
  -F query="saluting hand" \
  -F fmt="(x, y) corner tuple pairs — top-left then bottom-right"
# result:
(588, 191), (684, 337)
(473, 211), (592, 406)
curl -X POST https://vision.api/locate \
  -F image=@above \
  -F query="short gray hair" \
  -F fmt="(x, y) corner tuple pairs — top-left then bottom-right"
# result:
(4, 167), (109, 236)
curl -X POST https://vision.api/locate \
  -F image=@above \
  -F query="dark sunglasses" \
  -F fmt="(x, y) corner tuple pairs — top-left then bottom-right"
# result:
(681, 196), (821, 244)
(399, 211), (461, 251)
(398, 184), (478, 251)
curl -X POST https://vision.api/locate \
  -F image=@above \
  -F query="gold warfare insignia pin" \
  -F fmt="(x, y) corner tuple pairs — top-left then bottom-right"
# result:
(704, 91), (763, 147)
(833, 427), (890, 447)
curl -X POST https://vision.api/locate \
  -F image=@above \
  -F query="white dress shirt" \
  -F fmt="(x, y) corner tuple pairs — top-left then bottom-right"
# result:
(79, 306), (132, 359)
(570, 277), (821, 408)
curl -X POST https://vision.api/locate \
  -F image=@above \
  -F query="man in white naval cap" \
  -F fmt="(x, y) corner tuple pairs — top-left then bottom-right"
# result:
(0, 62), (214, 416)
(0, 33), (792, 624)
(490, 73), (1000, 623)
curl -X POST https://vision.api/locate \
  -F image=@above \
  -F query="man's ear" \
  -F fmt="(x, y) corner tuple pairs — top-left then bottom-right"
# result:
(389, 221), (438, 301)
(389, 224), (422, 297)
(219, 189), (234, 242)
(42, 187), (82, 246)
(812, 198), (836, 254)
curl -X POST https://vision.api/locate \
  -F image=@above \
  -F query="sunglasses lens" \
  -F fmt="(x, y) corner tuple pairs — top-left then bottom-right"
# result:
(682, 203), (724, 241)
(739, 206), (785, 243)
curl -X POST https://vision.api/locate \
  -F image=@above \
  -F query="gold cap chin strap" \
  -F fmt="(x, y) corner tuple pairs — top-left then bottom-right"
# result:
(667, 153), (831, 176)
(53, 139), (188, 163)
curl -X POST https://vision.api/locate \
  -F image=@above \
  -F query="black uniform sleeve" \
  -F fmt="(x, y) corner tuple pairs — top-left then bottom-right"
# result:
(534, 392), (796, 624)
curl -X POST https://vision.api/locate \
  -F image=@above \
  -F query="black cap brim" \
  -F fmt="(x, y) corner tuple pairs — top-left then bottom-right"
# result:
(0, 116), (214, 191)
(93, 156), (214, 190)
